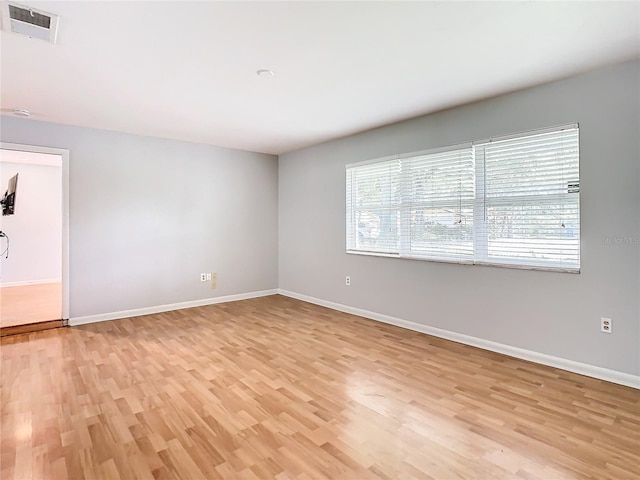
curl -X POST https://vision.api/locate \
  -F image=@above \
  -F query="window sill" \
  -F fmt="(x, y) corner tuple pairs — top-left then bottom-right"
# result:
(346, 250), (580, 273)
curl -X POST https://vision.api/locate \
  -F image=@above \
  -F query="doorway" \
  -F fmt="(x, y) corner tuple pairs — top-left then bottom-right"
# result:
(0, 143), (69, 335)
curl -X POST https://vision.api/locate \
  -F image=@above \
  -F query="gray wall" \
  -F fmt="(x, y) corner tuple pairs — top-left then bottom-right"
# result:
(279, 60), (640, 376)
(0, 118), (279, 318)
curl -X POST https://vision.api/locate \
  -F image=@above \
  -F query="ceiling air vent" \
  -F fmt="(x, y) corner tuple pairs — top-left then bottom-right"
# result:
(1, 2), (59, 43)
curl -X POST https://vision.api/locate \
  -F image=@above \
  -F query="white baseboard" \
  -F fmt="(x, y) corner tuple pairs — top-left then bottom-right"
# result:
(69, 289), (279, 326)
(278, 289), (640, 390)
(1, 278), (62, 287)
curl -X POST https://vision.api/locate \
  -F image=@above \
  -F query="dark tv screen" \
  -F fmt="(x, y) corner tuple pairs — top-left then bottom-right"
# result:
(1, 173), (18, 216)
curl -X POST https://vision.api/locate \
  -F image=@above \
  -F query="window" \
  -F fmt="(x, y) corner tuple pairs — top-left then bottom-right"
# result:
(346, 157), (401, 255)
(475, 128), (580, 269)
(346, 125), (580, 272)
(401, 146), (475, 261)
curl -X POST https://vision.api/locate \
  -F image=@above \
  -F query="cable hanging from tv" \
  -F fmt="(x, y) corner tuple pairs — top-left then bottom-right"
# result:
(0, 231), (9, 259)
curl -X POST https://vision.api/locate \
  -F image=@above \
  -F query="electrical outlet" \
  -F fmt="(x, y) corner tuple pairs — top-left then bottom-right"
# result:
(345, 276), (351, 286)
(601, 317), (612, 334)
(211, 273), (217, 289)
(200, 273), (207, 282)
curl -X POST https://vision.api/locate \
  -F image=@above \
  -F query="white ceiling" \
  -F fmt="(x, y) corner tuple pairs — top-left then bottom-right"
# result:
(1, 1), (639, 155)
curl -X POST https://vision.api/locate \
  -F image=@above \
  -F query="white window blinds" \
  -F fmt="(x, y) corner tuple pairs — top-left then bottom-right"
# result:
(346, 146), (474, 261)
(346, 124), (580, 272)
(475, 127), (580, 270)
(346, 158), (401, 255)
(401, 147), (475, 261)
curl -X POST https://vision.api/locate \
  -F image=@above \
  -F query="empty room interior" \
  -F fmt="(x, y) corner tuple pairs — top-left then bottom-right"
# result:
(1, 1), (639, 479)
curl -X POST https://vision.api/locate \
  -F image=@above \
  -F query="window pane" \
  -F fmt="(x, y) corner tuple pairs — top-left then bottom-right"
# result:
(347, 158), (400, 253)
(486, 201), (579, 265)
(480, 127), (580, 269)
(355, 209), (399, 253)
(485, 131), (579, 199)
(403, 147), (475, 260)
(410, 207), (474, 258)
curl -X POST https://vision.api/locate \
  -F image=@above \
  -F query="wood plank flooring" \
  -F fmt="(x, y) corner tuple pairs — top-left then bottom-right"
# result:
(1, 295), (638, 479)
(0, 282), (62, 328)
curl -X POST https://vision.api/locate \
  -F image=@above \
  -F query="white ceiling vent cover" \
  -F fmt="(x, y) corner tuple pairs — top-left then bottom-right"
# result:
(1, 2), (59, 43)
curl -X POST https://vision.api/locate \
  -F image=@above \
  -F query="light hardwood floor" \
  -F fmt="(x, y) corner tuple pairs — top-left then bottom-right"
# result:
(0, 282), (62, 328)
(1, 295), (638, 479)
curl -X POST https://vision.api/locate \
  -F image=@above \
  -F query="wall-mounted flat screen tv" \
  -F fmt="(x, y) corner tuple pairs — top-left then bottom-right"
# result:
(1, 173), (18, 216)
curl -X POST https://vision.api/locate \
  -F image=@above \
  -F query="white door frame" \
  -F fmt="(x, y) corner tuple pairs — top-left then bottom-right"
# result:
(1, 142), (70, 321)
